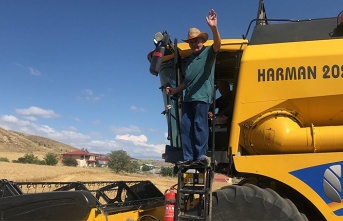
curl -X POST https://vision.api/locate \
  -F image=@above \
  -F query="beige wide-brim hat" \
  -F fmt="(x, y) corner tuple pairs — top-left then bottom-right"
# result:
(182, 27), (209, 43)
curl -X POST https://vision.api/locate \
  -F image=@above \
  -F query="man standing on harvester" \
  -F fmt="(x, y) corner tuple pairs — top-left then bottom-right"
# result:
(167, 9), (221, 166)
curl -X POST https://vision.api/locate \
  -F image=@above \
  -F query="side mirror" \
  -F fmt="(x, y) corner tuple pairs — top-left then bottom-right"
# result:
(148, 31), (172, 75)
(149, 46), (165, 75)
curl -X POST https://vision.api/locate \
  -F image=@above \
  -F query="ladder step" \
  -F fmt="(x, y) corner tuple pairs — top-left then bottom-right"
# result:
(179, 188), (207, 194)
(178, 214), (205, 220)
(176, 163), (214, 221)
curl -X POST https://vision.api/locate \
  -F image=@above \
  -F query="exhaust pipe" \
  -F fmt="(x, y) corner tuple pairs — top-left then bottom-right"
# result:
(242, 109), (343, 154)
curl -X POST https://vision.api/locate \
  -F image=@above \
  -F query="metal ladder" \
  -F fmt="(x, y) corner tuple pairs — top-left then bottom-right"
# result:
(175, 163), (214, 221)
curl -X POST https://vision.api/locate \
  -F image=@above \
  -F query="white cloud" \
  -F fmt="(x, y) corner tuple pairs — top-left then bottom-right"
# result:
(130, 105), (146, 112)
(22, 116), (38, 121)
(110, 125), (141, 135)
(38, 125), (56, 134)
(27, 67), (41, 76)
(92, 119), (101, 125)
(77, 89), (102, 101)
(16, 106), (60, 119)
(88, 140), (119, 152)
(115, 134), (164, 159)
(0, 115), (40, 134)
(116, 134), (148, 145)
(1, 115), (19, 123)
(13, 63), (42, 76)
(72, 117), (80, 122)
(0, 115), (31, 127)
(68, 126), (78, 131)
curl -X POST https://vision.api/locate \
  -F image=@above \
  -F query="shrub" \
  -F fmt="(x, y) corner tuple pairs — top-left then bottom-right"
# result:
(142, 164), (153, 172)
(127, 160), (140, 173)
(44, 152), (58, 166)
(160, 166), (173, 177)
(62, 157), (78, 167)
(0, 157), (9, 162)
(15, 154), (41, 164)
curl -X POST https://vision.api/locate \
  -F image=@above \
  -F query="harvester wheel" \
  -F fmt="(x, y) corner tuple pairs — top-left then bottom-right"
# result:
(212, 184), (308, 221)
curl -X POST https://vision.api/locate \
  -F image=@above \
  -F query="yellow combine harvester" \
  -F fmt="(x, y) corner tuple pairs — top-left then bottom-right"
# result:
(2, 1), (343, 221)
(148, 1), (343, 220)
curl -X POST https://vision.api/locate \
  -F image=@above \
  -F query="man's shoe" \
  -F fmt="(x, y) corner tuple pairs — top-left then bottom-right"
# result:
(199, 155), (211, 168)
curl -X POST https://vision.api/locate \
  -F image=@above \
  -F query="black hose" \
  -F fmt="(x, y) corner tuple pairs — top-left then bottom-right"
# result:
(137, 214), (160, 221)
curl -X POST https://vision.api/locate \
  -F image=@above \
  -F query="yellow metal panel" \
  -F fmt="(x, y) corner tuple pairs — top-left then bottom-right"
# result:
(234, 153), (343, 221)
(230, 38), (343, 154)
(238, 39), (343, 120)
(86, 206), (165, 221)
(240, 40), (343, 104)
(177, 39), (248, 58)
(155, 39), (247, 63)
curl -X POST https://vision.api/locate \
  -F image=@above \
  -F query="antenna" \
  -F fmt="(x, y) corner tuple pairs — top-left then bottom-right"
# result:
(256, 0), (268, 25)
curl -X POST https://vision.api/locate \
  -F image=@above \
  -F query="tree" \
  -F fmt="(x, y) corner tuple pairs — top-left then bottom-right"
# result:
(62, 157), (78, 167)
(127, 160), (140, 173)
(107, 150), (132, 173)
(44, 152), (58, 166)
(160, 166), (173, 177)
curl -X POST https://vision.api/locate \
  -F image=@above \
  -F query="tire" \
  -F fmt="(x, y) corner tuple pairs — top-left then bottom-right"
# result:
(212, 184), (308, 221)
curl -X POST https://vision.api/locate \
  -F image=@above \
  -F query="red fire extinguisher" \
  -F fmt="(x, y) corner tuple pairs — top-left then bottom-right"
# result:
(164, 184), (177, 221)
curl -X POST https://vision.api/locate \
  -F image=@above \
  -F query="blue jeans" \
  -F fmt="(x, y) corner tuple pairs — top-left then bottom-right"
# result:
(181, 101), (210, 161)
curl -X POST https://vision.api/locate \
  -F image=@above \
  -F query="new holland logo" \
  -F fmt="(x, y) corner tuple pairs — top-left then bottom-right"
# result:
(291, 163), (343, 215)
(324, 165), (342, 203)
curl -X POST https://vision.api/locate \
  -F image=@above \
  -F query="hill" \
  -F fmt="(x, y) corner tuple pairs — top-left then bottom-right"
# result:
(0, 127), (171, 168)
(0, 127), (78, 155)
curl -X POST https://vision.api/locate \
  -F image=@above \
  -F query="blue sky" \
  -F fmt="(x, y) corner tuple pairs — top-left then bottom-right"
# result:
(0, 1), (342, 159)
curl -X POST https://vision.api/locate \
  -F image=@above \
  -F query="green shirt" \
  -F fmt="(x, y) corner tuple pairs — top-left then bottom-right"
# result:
(184, 45), (216, 103)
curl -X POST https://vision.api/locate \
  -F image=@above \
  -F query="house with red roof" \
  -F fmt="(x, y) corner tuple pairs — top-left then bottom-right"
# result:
(61, 150), (97, 167)
(96, 156), (109, 167)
